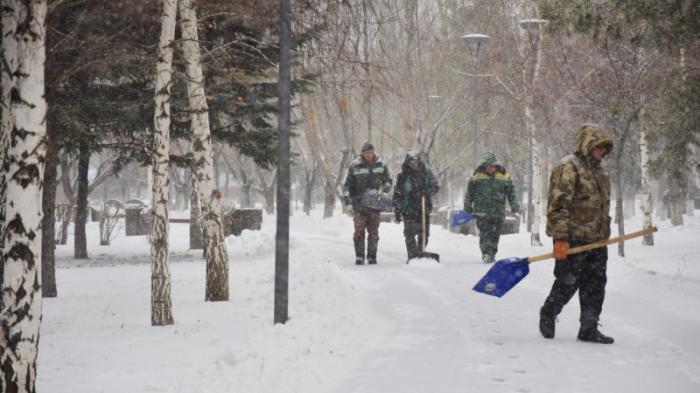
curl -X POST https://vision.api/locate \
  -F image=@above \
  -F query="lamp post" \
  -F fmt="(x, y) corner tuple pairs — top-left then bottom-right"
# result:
(518, 18), (546, 245)
(462, 34), (489, 166)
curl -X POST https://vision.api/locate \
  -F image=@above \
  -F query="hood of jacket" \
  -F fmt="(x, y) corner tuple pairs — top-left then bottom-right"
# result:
(474, 151), (506, 174)
(400, 151), (427, 173)
(573, 124), (614, 159)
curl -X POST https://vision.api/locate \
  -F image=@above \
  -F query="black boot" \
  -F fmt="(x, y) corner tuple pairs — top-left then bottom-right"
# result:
(367, 238), (378, 264)
(406, 235), (419, 260)
(539, 307), (555, 339)
(578, 326), (614, 344)
(354, 239), (365, 265)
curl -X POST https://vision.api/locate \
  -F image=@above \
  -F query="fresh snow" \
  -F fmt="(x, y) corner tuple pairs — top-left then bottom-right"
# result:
(39, 208), (700, 392)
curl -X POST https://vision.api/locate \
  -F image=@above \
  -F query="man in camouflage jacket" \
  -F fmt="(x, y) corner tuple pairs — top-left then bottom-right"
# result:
(463, 152), (520, 263)
(393, 151), (439, 260)
(539, 124), (615, 344)
(343, 143), (392, 265)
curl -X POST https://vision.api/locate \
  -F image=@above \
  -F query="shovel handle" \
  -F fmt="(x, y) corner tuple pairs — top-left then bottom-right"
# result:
(526, 226), (658, 263)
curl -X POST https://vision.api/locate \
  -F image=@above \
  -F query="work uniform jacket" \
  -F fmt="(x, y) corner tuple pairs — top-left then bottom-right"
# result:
(343, 154), (392, 214)
(546, 125), (614, 242)
(464, 154), (519, 220)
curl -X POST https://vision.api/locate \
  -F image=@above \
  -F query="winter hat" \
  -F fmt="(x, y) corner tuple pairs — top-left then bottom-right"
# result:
(361, 142), (375, 152)
(482, 151), (501, 166)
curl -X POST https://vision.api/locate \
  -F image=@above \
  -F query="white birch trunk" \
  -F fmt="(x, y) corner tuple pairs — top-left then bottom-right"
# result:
(0, 0), (18, 282)
(680, 48), (695, 217)
(516, 7), (545, 247)
(150, 0), (177, 326)
(0, 1), (48, 392)
(639, 104), (655, 245)
(526, 103), (544, 247)
(689, 144), (697, 217)
(178, 0), (229, 301)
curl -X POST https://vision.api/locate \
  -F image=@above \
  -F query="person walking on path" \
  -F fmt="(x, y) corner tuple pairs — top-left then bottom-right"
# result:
(539, 124), (615, 344)
(343, 143), (392, 265)
(393, 152), (439, 261)
(463, 152), (520, 263)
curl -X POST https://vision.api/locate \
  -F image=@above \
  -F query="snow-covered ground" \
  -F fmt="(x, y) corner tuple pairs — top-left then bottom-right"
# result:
(38, 207), (700, 393)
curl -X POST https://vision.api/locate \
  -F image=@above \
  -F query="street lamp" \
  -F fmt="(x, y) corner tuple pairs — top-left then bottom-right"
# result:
(462, 33), (490, 166)
(518, 18), (547, 241)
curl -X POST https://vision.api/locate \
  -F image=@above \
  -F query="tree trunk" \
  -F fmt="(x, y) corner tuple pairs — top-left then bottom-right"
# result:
(189, 173), (203, 249)
(179, 0), (229, 301)
(303, 164), (318, 216)
(640, 106), (655, 245)
(264, 186), (276, 215)
(615, 157), (626, 257)
(303, 176), (313, 216)
(74, 147), (90, 259)
(670, 194), (684, 226)
(241, 181), (252, 208)
(323, 178), (336, 218)
(150, 0), (177, 326)
(0, 2), (48, 392)
(623, 189), (635, 219)
(0, 0), (18, 291)
(42, 132), (59, 297)
(526, 102), (543, 247)
(689, 144), (697, 217)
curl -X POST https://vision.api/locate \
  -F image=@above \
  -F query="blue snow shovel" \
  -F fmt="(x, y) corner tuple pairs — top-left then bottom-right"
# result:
(473, 226), (658, 297)
(450, 210), (475, 227)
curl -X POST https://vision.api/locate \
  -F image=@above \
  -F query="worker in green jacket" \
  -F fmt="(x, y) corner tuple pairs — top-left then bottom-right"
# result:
(463, 152), (520, 263)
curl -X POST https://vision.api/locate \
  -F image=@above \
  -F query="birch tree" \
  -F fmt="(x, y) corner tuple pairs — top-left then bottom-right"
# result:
(150, 0), (177, 326)
(0, 1), (48, 391)
(514, 2), (546, 247)
(178, 0), (229, 301)
(0, 0), (17, 290)
(639, 101), (654, 245)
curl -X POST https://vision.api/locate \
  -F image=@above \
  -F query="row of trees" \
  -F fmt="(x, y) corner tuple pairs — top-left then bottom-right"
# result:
(1, 0), (298, 390)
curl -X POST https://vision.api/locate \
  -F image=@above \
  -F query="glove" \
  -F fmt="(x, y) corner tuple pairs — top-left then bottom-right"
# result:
(394, 211), (402, 223)
(553, 240), (570, 261)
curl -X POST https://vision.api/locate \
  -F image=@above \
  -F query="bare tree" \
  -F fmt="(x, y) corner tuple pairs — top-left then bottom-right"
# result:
(99, 200), (123, 246)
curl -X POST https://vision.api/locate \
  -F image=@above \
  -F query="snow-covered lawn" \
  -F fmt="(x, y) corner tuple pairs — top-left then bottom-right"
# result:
(38, 209), (700, 393)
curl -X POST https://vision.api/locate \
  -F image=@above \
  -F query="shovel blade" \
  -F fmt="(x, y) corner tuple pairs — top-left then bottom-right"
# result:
(450, 211), (475, 227)
(407, 251), (440, 264)
(472, 257), (529, 297)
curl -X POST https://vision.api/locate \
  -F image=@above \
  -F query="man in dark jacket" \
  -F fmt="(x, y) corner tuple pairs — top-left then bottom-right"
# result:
(463, 152), (520, 263)
(539, 123), (615, 344)
(343, 143), (392, 265)
(393, 152), (439, 260)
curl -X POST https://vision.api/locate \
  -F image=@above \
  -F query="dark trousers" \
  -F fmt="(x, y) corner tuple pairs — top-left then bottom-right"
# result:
(353, 211), (380, 259)
(403, 216), (430, 258)
(541, 241), (608, 329)
(476, 217), (503, 257)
